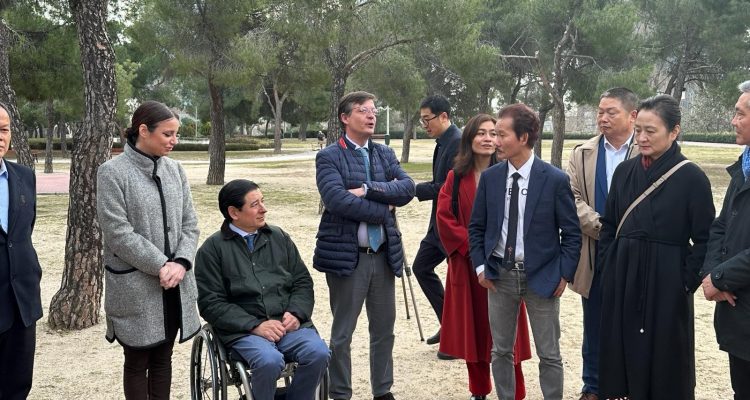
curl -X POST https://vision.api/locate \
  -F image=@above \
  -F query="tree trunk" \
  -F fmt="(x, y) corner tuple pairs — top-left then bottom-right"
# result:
(671, 50), (688, 101)
(0, 20), (33, 168)
(270, 84), (287, 154)
(60, 119), (68, 158)
(479, 85), (491, 113)
(48, 0), (117, 330)
(550, 104), (565, 168)
(536, 102), (554, 159)
(298, 120), (308, 141)
(401, 109), (418, 163)
(298, 119), (308, 141)
(206, 77), (225, 185)
(273, 101), (283, 154)
(326, 73), (347, 145)
(44, 99), (54, 173)
(509, 74), (523, 104)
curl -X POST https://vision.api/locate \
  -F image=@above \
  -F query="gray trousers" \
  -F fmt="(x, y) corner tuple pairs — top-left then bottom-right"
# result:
(488, 269), (563, 400)
(326, 251), (395, 399)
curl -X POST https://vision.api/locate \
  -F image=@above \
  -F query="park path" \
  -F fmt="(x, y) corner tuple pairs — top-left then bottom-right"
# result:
(35, 150), (319, 194)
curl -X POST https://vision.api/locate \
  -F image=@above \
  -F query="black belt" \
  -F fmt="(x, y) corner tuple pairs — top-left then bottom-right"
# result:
(359, 246), (382, 254)
(507, 261), (524, 271)
(493, 255), (524, 271)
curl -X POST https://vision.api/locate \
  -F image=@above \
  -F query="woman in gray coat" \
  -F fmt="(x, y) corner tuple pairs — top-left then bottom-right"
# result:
(97, 101), (200, 399)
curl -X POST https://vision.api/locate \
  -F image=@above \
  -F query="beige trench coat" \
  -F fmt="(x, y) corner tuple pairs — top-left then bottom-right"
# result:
(566, 134), (638, 298)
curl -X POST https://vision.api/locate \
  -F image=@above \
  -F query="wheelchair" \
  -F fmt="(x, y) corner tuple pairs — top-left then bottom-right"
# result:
(190, 324), (329, 400)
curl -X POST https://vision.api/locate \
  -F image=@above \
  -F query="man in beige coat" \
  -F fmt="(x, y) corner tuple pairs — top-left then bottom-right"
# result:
(566, 87), (639, 400)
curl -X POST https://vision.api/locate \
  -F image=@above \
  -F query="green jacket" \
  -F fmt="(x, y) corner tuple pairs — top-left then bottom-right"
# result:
(195, 222), (315, 345)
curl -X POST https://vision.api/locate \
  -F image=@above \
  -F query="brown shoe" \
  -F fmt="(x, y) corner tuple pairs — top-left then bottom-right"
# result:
(579, 393), (599, 400)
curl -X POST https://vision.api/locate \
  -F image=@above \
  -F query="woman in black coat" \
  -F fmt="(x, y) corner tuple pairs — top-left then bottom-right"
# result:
(597, 95), (715, 399)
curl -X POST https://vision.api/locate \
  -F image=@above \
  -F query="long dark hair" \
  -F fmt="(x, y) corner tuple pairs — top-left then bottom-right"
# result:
(453, 113), (497, 177)
(126, 101), (179, 145)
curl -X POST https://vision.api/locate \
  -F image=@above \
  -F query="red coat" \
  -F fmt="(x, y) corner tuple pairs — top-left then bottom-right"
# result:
(436, 170), (532, 390)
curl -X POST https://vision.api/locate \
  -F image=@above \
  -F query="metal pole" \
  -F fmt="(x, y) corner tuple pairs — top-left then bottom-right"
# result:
(394, 212), (424, 341)
(400, 270), (411, 319)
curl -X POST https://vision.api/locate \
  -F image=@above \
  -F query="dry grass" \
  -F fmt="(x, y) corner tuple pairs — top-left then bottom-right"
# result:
(30, 138), (737, 399)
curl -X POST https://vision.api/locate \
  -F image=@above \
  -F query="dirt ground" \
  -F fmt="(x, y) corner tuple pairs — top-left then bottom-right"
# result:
(29, 141), (733, 399)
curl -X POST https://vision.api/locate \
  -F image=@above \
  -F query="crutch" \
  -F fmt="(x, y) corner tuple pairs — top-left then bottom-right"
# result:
(394, 213), (425, 342)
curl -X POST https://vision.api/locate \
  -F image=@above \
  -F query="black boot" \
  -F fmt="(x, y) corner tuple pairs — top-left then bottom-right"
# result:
(426, 329), (440, 345)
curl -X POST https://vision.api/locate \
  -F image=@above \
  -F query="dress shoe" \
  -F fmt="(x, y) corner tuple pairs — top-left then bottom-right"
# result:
(373, 393), (395, 400)
(437, 351), (456, 360)
(470, 395), (487, 400)
(578, 393), (599, 400)
(426, 329), (440, 345)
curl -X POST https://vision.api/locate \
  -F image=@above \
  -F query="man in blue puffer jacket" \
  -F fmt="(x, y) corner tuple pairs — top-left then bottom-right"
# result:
(314, 91), (415, 400)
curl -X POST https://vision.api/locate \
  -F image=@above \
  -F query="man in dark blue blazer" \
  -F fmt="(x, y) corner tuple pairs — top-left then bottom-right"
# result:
(469, 103), (580, 400)
(0, 103), (43, 399)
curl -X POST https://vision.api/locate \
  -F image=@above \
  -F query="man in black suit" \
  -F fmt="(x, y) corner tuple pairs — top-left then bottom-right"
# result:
(0, 103), (43, 399)
(413, 95), (461, 352)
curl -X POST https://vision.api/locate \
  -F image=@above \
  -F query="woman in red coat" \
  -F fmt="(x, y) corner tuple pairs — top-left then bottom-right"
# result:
(436, 114), (532, 400)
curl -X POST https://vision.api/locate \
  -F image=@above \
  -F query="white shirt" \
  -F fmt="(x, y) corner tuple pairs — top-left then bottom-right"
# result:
(476, 153), (535, 275)
(603, 134), (633, 190)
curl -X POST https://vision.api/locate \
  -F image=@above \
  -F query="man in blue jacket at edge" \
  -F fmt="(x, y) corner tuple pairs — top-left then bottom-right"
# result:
(313, 91), (415, 400)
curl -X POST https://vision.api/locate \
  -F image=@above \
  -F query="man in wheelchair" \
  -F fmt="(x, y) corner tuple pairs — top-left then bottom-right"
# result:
(195, 179), (330, 399)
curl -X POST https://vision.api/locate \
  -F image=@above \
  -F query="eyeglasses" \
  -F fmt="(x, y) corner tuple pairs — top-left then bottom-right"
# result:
(352, 106), (379, 116)
(420, 115), (440, 127)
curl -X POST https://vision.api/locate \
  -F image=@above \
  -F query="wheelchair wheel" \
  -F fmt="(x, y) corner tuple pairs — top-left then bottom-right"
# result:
(233, 360), (253, 400)
(190, 327), (228, 400)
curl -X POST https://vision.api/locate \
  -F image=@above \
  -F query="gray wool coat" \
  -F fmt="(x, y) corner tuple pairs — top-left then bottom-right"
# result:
(97, 144), (201, 348)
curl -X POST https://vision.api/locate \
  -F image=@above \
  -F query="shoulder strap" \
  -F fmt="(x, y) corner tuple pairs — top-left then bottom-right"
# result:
(615, 159), (692, 237)
(451, 169), (461, 217)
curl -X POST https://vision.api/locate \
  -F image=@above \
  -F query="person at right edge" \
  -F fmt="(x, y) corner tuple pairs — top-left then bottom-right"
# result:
(566, 87), (639, 400)
(597, 94), (714, 399)
(701, 80), (750, 400)
(413, 95), (461, 355)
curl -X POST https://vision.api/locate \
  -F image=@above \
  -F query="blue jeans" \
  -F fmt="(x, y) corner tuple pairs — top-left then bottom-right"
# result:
(230, 328), (330, 400)
(581, 272), (601, 395)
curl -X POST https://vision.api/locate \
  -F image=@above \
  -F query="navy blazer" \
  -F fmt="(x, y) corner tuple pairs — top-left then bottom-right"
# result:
(468, 157), (581, 298)
(0, 160), (42, 332)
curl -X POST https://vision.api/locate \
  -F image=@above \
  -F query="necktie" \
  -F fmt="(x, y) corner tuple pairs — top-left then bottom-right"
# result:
(356, 147), (383, 251)
(742, 146), (750, 181)
(504, 172), (521, 267)
(244, 233), (256, 252)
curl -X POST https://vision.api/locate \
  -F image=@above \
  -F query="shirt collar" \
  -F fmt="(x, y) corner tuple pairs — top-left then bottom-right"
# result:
(344, 134), (369, 150)
(603, 133), (634, 152)
(229, 223), (257, 237)
(508, 153), (534, 180)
